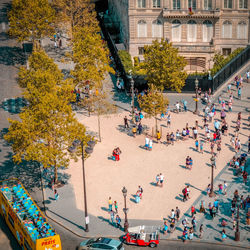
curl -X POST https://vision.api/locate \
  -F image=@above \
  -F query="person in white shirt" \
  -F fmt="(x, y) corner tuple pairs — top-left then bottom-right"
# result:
(149, 139), (153, 151)
(145, 137), (149, 150)
(176, 102), (180, 113)
(159, 173), (164, 187)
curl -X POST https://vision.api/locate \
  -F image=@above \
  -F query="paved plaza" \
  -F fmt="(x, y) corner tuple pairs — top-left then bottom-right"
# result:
(40, 50), (250, 247)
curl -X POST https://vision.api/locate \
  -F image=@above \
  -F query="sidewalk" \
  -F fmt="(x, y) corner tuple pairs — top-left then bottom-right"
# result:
(166, 144), (249, 247)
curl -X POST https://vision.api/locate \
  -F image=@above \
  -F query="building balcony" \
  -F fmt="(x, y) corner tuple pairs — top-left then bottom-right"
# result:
(163, 8), (221, 19)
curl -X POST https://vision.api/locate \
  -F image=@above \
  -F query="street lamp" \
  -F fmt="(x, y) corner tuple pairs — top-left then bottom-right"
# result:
(193, 78), (199, 115)
(235, 197), (241, 241)
(69, 139), (95, 232)
(122, 186), (129, 232)
(209, 154), (216, 197)
(128, 70), (135, 122)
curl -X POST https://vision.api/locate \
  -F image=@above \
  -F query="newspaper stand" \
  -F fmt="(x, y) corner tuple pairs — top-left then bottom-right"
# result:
(123, 225), (159, 248)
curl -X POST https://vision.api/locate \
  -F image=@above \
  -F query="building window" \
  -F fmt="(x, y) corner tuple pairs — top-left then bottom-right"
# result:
(172, 20), (182, 42)
(222, 48), (231, 56)
(138, 47), (145, 55)
(239, 0), (248, 9)
(204, 0), (212, 10)
(224, 0), (232, 8)
(187, 20), (197, 42)
(138, 20), (147, 37)
(173, 0), (181, 9)
(188, 0), (197, 10)
(237, 21), (247, 39)
(222, 21), (232, 38)
(153, 0), (161, 8)
(203, 20), (213, 42)
(152, 19), (163, 38)
(138, 0), (146, 8)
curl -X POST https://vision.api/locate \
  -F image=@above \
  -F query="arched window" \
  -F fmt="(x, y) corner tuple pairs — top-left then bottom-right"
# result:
(138, 20), (147, 38)
(172, 20), (181, 42)
(203, 20), (213, 42)
(152, 20), (163, 38)
(187, 20), (197, 42)
(222, 21), (232, 38)
(138, 0), (146, 8)
(237, 21), (247, 39)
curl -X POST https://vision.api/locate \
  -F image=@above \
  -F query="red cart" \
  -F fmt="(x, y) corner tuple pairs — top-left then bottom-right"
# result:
(123, 225), (160, 248)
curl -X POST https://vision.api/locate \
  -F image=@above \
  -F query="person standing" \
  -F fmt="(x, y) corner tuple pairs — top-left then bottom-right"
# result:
(191, 206), (195, 217)
(223, 181), (228, 195)
(163, 220), (168, 234)
(182, 187), (187, 202)
(167, 114), (171, 128)
(186, 185), (190, 199)
(110, 210), (115, 224)
(124, 116), (129, 128)
(108, 197), (113, 211)
(175, 207), (180, 221)
(159, 173), (164, 187)
(149, 139), (153, 151)
(222, 229), (227, 241)
(170, 209), (175, 219)
(114, 201), (118, 213)
(195, 140), (199, 151)
(238, 87), (242, 100)
(145, 136), (149, 150)
(138, 122), (143, 135)
(156, 174), (160, 186)
(156, 130), (161, 143)
(138, 186), (143, 199)
(132, 126), (137, 137)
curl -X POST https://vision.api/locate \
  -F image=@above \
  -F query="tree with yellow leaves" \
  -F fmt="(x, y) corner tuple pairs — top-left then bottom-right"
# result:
(8, 0), (55, 42)
(5, 49), (89, 184)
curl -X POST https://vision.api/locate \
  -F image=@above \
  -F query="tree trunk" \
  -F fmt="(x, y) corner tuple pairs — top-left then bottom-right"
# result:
(155, 116), (158, 136)
(98, 114), (101, 142)
(54, 163), (58, 184)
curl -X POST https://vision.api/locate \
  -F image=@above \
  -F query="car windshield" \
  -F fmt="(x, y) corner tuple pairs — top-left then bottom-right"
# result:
(99, 238), (112, 244)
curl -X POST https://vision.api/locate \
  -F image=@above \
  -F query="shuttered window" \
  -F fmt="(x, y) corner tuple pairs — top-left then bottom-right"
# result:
(172, 20), (181, 42)
(237, 22), (247, 39)
(153, 0), (161, 8)
(152, 20), (163, 38)
(187, 20), (197, 42)
(188, 0), (197, 10)
(222, 21), (232, 38)
(138, 20), (147, 38)
(203, 20), (213, 42)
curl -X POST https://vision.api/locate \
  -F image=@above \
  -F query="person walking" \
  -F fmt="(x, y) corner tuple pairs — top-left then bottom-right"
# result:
(175, 207), (180, 221)
(191, 206), (196, 217)
(170, 209), (175, 219)
(124, 116), (129, 128)
(110, 210), (115, 224)
(191, 217), (197, 232)
(108, 197), (113, 211)
(195, 140), (199, 151)
(138, 122), (143, 135)
(149, 139), (153, 151)
(145, 136), (149, 150)
(163, 220), (168, 234)
(238, 87), (242, 100)
(182, 187), (187, 202)
(156, 174), (160, 186)
(199, 224), (204, 238)
(186, 185), (190, 199)
(138, 186), (143, 199)
(222, 229), (227, 241)
(54, 189), (59, 202)
(116, 214), (121, 229)
(156, 130), (161, 143)
(189, 228), (194, 240)
(132, 126), (137, 137)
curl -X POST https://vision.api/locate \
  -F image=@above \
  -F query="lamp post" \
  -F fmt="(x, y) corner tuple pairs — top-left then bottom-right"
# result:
(193, 78), (199, 115)
(122, 186), (129, 232)
(69, 139), (95, 232)
(129, 71), (135, 122)
(235, 198), (240, 241)
(209, 154), (216, 197)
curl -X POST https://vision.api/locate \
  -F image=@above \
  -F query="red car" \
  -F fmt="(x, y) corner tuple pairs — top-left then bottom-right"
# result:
(123, 226), (159, 248)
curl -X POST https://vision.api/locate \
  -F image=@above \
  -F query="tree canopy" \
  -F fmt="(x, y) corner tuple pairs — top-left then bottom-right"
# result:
(138, 84), (169, 133)
(143, 39), (187, 93)
(8, 0), (55, 42)
(5, 49), (88, 183)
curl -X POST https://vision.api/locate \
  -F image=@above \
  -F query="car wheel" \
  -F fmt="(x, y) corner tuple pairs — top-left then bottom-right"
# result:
(149, 243), (157, 248)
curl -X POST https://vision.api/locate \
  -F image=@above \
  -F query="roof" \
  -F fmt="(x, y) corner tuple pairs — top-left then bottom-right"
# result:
(0, 178), (57, 242)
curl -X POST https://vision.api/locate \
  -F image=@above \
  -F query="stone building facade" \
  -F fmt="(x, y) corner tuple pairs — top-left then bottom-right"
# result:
(108, 0), (250, 72)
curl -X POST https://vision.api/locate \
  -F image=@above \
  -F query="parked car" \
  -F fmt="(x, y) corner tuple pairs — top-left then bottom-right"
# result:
(79, 237), (124, 250)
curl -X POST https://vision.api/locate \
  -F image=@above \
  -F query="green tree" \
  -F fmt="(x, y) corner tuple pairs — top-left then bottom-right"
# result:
(8, 0), (55, 42)
(143, 39), (187, 92)
(4, 50), (88, 183)
(82, 88), (116, 142)
(138, 84), (169, 134)
(118, 50), (133, 74)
